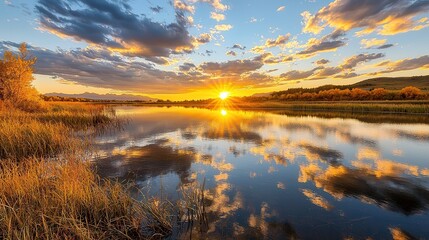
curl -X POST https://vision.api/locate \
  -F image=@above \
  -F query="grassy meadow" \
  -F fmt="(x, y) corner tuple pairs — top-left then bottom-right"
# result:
(0, 102), (198, 239)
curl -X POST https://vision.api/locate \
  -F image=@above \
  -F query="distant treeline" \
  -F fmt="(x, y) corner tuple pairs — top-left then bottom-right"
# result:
(268, 86), (428, 101)
(42, 95), (156, 103)
(43, 86), (428, 103)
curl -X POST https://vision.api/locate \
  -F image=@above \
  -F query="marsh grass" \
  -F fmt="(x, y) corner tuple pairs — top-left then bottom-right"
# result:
(0, 101), (208, 239)
(232, 101), (429, 114)
(0, 103), (121, 160)
(0, 158), (146, 239)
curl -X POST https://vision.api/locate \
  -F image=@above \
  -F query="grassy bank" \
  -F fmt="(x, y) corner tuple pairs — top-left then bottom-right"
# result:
(233, 101), (429, 114)
(105, 100), (429, 115)
(0, 102), (188, 239)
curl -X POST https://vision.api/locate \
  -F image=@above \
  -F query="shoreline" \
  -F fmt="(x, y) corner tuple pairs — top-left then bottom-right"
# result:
(91, 100), (429, 115)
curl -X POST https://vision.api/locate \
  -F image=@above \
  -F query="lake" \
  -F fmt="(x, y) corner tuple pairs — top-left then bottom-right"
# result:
(93, 106), (429, 239)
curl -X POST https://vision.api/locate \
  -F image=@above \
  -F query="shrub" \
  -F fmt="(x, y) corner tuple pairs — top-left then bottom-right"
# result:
(400, 86), (423, 100)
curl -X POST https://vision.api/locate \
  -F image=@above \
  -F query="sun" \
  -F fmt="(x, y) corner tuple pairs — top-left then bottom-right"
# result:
(219, 91), (229, 100)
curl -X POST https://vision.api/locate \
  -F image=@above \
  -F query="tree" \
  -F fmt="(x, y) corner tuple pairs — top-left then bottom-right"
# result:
(370, 88), (387, 100)
(400, 86), (423, 100)
(0, 43), (43, 111)
(351, 88), (370, 100)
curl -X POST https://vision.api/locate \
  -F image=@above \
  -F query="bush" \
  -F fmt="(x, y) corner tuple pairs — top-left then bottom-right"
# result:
(400, 86), (423, 100)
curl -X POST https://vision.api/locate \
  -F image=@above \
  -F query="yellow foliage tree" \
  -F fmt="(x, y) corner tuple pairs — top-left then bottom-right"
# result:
(0, 43), (43, 111)
(400, 86), (423, 100)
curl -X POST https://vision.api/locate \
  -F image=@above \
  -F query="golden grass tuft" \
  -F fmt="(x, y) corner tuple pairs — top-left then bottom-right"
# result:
(0, 102), (194, 239)
(0, 158), (146, 239)
(0, 119), (79, 160)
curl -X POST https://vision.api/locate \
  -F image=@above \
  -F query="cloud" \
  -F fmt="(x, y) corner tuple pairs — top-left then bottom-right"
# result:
(174, 0), (195, 13)
(298, 30), (347, 57)
(280, 53), (384, 81)
(196, 33), (212, 44)
(302, 0), (429, 35)
(380, 55), (429, 73)
(179, 62), (196, 72)
(254, 52), (293, 64)
(360, 39), (394, 50)
(280, 67), (323, 80)
(377, 44), (394, 49)
(150, 5), (163, 13)
(341, 53), (385, 69)
(361, 38), (387, 49)
(200, 58), (263, 75)
(226, 50), (237, 56)
(211, 12), (225, 21)
(316, 59), (330, 65)
(232, 44), (246, 50)
(193, 0), (228, 11)
(277, 6), (285, 12)
(214, 24), (233, 31)
(36, 0), (198, 59)
(252, 34), (292, 53)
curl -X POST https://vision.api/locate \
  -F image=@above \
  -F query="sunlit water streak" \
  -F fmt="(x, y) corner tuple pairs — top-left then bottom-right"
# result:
(93, 106), (429, 239)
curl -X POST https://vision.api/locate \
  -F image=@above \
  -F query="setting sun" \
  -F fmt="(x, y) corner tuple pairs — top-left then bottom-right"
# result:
(219, 91), (229, 100)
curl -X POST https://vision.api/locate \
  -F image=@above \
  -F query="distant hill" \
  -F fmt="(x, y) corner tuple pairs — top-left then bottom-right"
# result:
(271, 75), (429, 97)
(348, 75), (429, 90)
(45, 92), (158, 101)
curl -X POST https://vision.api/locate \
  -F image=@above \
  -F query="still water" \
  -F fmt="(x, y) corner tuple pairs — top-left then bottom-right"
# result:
(93, 106), (429, 239)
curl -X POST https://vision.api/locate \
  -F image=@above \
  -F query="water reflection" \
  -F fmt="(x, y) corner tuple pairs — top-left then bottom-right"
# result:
(93, 107), (429, 238)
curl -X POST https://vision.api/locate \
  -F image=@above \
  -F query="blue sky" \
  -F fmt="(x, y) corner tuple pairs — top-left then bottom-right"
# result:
(1, 0), (429, 100)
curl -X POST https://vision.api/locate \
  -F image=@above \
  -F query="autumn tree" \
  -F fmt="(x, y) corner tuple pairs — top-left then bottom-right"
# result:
(0, 43), (43, 111)
(370, 88), (387, 100)
(400, 86), (423, 100)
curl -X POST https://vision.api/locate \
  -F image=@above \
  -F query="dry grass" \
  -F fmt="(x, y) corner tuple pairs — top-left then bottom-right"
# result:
(0, 101), (205, 239)
(0, 119), (79, 160)
(0, 158), (146, 239)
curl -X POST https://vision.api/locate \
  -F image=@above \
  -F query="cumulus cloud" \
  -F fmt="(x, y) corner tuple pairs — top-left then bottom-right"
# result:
(179, 62), (197, 72)
(226, 50), (237, 56)
(193, 0), (228, 11)
(232, 44), (246, 50)
(214, 24), (233, 31)
(254, 52), (293, 64)
(196, 33), (212, 44)
(252, 34), (292, 53)
(200, 58), (263, 75)
(298, 30), (347, 57)
(341, 53), (385, 69)
(211, 12), (225, 21)
(280, 67), (324, 80)
(302, 0), (429, 36)
(281, 53), (384, 81)
(316, 59), (330, 65)
(380, 55), (429, 73)
(174, 0), (195, 13)
(36, 0), (198, 60)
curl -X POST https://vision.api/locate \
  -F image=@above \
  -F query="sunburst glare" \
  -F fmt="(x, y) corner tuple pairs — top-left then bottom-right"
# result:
(219, 91), (229, 100)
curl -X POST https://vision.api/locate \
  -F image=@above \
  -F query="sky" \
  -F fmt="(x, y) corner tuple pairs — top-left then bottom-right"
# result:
(1, 0), (429, 100)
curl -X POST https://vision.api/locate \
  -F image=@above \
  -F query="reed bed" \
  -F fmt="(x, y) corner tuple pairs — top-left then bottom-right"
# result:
(0, 119), (79, 160)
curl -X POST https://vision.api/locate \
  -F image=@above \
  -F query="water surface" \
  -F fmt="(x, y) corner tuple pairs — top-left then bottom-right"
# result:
(94, 106), (429, 239)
